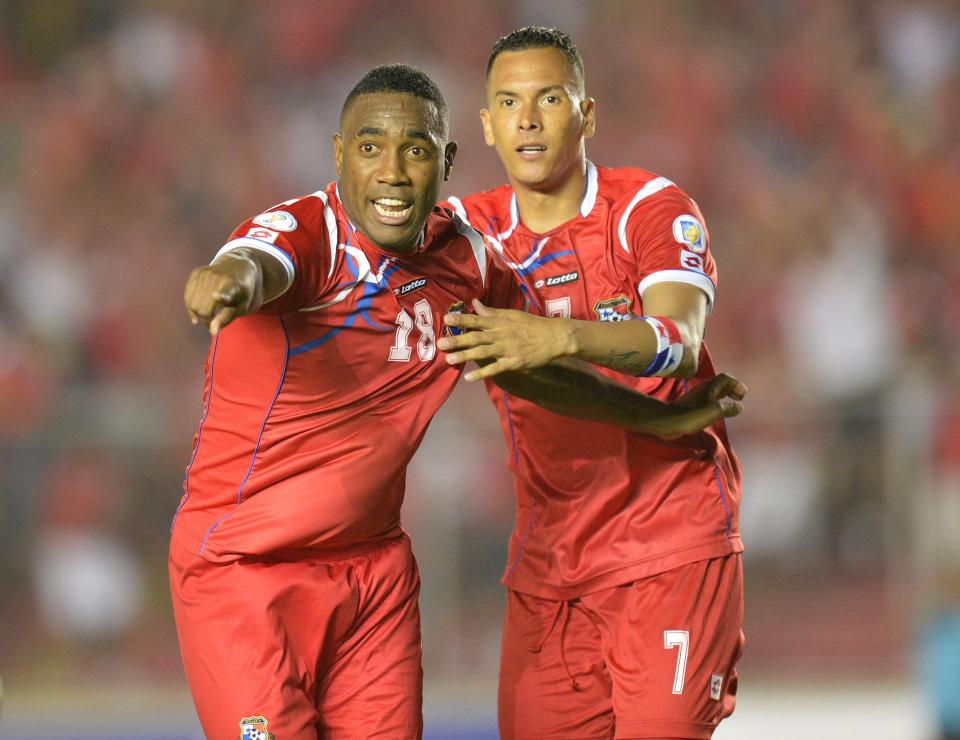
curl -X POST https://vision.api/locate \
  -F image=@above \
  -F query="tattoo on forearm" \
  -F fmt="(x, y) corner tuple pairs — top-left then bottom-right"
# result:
(605, 349), (645, 372)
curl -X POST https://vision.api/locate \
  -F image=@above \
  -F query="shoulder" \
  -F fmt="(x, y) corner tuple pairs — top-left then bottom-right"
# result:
(249, 184), (340, 245)
(594, 166), (703, 245)
(445, 184), (514, 226)
(593, 165), (687, 213)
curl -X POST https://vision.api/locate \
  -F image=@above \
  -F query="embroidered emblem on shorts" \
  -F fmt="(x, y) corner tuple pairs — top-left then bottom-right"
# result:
(594, 295), (634, 322)
(444, 299), (466, 336)
(239, 715), (275, 740)
(710, 674), (723, 700)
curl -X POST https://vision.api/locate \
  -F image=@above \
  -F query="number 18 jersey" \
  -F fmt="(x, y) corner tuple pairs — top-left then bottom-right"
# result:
(172, 183), (523, 562)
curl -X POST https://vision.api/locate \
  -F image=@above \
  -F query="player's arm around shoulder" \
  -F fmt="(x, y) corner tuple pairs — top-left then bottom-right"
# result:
(485, 356), (746, 440)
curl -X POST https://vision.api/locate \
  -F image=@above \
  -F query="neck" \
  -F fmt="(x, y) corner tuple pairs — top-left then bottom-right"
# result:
(511, 159), (587, 234)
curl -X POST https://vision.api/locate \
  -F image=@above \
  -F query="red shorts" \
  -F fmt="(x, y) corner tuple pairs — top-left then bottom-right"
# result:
(169, 534), (423, 739)
(499, 554), (744, 739)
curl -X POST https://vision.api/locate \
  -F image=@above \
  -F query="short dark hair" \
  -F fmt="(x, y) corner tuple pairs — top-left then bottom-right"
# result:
(486, 26), (584, 92)
(341, 64), (448, 137)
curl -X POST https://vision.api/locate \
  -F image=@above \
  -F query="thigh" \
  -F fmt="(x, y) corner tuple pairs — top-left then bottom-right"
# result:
(169, 540), (357, 740)
(317, 536), (424, 740)
(498, 589), (615, 740)
(586, 555), (745, 740)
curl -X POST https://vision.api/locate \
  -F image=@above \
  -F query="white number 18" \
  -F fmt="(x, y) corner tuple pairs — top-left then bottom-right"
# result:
(389, 298), (435, 362)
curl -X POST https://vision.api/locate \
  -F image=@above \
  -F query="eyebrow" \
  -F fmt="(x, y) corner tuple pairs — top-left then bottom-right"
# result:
(354, 126), (433, 142)
(493, 84), (566, 98)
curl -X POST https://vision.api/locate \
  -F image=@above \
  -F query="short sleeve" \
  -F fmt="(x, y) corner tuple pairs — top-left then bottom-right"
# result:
(483, 246), (526, 312)
(214, 195), (337, 314)
(616, 187), (718, 312)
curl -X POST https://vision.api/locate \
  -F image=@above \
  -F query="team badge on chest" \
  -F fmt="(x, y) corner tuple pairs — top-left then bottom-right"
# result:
(238, 715), (274, 740)
(443, 300), (466, 336)
(594, 296), (634, 322)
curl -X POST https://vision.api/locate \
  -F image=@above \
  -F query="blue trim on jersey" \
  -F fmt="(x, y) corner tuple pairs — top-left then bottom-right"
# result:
(288, 253), (399, 357)
(714, 463), (733, 535)
(516, 280), (543, 314)
(512, 239), (574, 278)
(172, 334), (220, 531)
(502, 391), (537, 581)
(199, 316), (290, 555)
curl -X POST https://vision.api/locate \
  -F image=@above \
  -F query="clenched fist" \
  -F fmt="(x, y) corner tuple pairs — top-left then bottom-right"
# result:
(183, 251), (264, 336)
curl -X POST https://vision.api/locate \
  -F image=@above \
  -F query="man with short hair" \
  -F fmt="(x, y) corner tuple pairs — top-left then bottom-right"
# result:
(441, 28), (745, 739)
(174, 63), (745, 739)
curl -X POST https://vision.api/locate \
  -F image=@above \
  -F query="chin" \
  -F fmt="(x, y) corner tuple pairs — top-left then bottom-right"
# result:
(508, 161), (552, 187)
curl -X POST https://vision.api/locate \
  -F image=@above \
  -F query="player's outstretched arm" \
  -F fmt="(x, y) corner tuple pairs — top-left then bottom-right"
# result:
(440, 283), (706, 382)
(490, 363), (746, 440)
(183, 248), (288, 335)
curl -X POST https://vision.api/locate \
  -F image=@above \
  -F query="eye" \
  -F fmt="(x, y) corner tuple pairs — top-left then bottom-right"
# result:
(360, 142), (377, 154)
(543, 95), (560, 105)
(500, 98), (515, 108)
(408, 146), (426, 157)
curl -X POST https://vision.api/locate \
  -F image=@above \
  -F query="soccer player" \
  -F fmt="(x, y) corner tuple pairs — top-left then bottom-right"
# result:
(440, 28), (745, 739)
(173, 64), (745, 739)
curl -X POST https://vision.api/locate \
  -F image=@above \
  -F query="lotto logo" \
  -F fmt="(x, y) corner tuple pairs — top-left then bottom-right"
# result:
(394, 277), (428, 296)
(680, 249), (705, 273)
(246, 227), (279, 244)
(545, 271), (579, 287)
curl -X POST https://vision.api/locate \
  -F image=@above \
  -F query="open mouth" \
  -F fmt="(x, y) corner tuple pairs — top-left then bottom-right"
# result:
(516, 144), (547, 159)
(371, 197), (414, 225)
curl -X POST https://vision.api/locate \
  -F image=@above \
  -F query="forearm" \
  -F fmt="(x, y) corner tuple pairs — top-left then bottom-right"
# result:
(212, 248), (287, 305)
(491, 360), (685, 437)
(557, 318), (696, 378)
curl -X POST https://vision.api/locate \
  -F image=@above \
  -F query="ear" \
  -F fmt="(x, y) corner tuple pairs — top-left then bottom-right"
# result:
(443, 141), (458, 181)
(333, 133), (344, 176)
(479, 108), (496, 147)
(581, 98), (596, 139)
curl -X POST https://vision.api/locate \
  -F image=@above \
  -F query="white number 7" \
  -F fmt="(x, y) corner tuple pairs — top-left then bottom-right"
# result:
(664, 630), (689, 695)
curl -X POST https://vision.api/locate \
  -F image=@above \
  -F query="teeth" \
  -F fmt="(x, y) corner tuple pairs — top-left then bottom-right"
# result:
(373, 199), (413, 218)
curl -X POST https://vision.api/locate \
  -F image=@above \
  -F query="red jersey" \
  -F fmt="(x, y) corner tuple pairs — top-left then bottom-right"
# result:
(172, 183), (522, 563)
(448, 162), (743, 599)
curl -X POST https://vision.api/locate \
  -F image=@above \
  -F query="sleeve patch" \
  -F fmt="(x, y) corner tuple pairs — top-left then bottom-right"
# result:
(679, 249), (705, 273)
(672, 214), (705, 253)
(246, 226), (279, 243)
(253, 210), (298, 232)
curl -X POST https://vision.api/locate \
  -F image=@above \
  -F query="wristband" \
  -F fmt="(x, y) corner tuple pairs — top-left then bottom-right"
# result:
(639, 315), (684, 376)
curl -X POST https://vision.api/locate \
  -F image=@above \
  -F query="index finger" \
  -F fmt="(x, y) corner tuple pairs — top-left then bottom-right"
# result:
(443, 312), (494, 330)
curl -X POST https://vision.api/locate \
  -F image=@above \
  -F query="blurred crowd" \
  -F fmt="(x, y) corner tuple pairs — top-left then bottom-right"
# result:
(0, 0), (957, 724)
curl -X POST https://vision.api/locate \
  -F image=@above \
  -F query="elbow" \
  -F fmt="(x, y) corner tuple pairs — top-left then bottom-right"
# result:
(673, 339), (701, 379)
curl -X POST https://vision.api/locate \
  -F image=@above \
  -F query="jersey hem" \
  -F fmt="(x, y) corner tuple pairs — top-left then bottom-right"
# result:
(170, 518), (406, 563)
(502, 535), (743, 600)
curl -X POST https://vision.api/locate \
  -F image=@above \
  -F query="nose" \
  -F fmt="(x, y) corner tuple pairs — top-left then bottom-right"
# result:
(518, 101), (542, 132)
(376, 148), (411, 186)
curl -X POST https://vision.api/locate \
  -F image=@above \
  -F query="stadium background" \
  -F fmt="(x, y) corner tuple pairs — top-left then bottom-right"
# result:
(0, 1), (957, 737)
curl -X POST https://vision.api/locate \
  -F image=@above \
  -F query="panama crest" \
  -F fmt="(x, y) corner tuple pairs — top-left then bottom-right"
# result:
(444, 300), (466, 336)
(238, 715), (275, 740)
(594, 296), (634, 322)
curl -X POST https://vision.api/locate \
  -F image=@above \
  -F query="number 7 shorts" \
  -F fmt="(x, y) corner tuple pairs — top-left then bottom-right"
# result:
(498, 554), (744, 740)
(169, 534), (423, 739)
